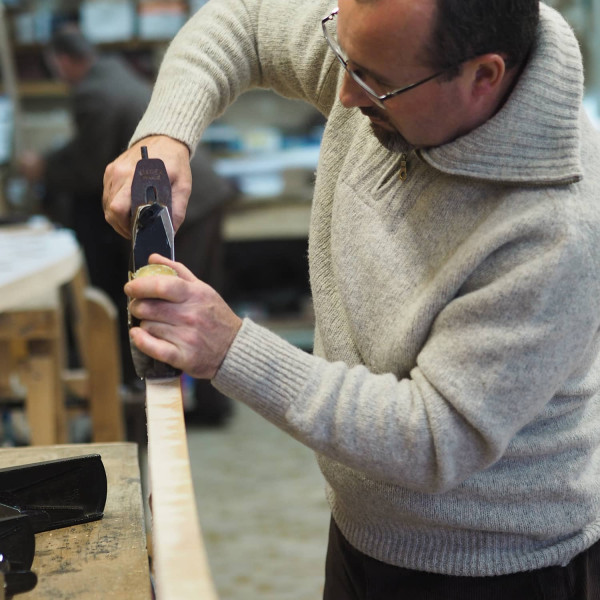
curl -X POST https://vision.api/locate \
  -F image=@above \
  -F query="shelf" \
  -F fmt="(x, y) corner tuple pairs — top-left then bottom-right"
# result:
(13, 38), (169, 53)
(0, 81), (68, 99)
(17, 80), (68, 98)
(224, 199), (311, 242)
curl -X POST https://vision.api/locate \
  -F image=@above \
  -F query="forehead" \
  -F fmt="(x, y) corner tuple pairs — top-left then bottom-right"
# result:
(336, 0), (437, 70)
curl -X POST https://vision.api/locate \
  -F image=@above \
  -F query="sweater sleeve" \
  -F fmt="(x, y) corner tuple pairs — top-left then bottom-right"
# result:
(130, 0), (339, 150)
(213, 208), (600, 494)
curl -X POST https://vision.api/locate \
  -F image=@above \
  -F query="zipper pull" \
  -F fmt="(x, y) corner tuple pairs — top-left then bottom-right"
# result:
(399, 153), (408, 181)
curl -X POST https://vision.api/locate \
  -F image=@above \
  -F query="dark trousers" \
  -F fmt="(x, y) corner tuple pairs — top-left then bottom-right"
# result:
(324, 518), (600, 600)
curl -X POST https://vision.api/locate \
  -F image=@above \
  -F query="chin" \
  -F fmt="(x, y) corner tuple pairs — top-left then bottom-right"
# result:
(369, 123), (411, 153)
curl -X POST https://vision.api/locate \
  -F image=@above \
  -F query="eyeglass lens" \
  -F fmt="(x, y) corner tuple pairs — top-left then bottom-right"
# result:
(323, 12), (387, 107)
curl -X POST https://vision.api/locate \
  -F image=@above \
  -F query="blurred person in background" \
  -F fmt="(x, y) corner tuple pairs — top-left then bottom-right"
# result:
(18, 25), (237, 426)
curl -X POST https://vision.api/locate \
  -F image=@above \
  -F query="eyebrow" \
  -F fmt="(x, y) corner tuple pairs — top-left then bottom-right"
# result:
(347, 56), (397, 87)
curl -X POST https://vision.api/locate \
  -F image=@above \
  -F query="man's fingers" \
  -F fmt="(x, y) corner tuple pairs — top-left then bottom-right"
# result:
(103, 158), (136, 238)
(102, 136), (193, 238)
(105, 189), (133, 238)
(170, 181), (192, 232)
(129, 326), (180, 368)
(127, 279), (186, 306)
(147, 254), (198, 282)
(103, 139), (150, 238)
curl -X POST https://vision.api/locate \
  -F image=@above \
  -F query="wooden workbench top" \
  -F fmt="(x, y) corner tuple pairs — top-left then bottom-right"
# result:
(0, 224), (82, 313)
(0, 442), (151, 600)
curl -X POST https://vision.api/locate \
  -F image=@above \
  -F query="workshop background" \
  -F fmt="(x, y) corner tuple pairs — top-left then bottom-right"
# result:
(0, 1), (598, 599)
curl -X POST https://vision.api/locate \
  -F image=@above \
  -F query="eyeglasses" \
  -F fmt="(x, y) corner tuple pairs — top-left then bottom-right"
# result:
(321, 7), (449, 109)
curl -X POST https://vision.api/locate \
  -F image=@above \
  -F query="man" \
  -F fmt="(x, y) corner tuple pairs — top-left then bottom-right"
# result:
(102, 0), (600, 597)
(19, 26), (237, 424)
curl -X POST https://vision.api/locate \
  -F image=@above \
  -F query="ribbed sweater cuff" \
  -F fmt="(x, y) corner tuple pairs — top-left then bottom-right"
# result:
(212, 318), (316, 429)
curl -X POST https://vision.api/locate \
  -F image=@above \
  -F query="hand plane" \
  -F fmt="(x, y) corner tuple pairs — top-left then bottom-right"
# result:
(129, 146), (182, 380)
(0, 454), (107, 533)
(0, 454), (107, 598)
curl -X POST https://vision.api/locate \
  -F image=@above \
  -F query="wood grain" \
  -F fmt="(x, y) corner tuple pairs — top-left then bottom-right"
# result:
(145, 378), (218, 600)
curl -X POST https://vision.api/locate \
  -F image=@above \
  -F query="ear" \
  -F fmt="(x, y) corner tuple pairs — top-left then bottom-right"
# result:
(468, 53), (506, 99)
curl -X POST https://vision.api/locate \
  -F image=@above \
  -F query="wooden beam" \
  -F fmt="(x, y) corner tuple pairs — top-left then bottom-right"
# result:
(145, 377), (218, 600)
(85, 287), (125, 442)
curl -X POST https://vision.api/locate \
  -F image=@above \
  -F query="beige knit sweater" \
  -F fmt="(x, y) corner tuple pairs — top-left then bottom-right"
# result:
(132, 1), (600, 576)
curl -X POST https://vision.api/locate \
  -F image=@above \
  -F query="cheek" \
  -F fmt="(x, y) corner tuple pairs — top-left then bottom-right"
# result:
(386, 97), (436, 135)
(389, 89), (465, 145)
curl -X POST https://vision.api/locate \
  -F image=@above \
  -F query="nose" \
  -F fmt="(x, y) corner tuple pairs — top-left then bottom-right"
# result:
(339, 71), (373, 109)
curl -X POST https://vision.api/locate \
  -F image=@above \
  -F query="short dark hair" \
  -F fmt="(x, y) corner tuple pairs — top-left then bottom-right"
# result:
(424, 0), (540, 78)
(49, 25), (96, 61)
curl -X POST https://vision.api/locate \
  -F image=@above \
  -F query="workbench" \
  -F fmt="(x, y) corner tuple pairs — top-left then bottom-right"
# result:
(0, 221), (124, 445)
(1, 442), (151, 599)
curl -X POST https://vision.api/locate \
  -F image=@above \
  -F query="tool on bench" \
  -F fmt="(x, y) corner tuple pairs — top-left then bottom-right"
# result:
(0, 454), (106, 597)
(129, 146), (182, 380)
(0, 515), (34, 572)
(0, 515), (36, 598)
(0, 454), (107, 533)
(0, 549), (37, 600)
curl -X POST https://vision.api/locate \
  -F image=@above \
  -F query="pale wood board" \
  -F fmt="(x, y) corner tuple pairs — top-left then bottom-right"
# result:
(0, 443), (151, 599)
(145, 378), (218, 600)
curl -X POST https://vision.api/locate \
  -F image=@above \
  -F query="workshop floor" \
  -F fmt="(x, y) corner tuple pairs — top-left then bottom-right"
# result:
(186, 401), (330, 600)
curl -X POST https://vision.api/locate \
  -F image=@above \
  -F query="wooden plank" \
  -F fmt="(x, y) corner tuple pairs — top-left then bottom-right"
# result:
(0, 290), (67, 444)
(62, 368), (90, 398)
(85, 288), (125, 442)
(145, 378), (218, 600)
(0, 309), (61, 341)
(22, 354), (60, 445)
(65, 266), (92, 369)
(0, 443), (151, 600)
(0, 341), (12, 396)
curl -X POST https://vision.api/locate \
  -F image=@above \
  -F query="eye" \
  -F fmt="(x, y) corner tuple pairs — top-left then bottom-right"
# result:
(347, 60), (390, 93)
(347, 62), (372, 85)
(350, 65), (365, 79)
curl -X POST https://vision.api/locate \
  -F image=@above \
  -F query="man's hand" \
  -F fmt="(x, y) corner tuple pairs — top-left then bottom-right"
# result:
(103, 135), (192, 239)
(125, 254), (243, 379)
